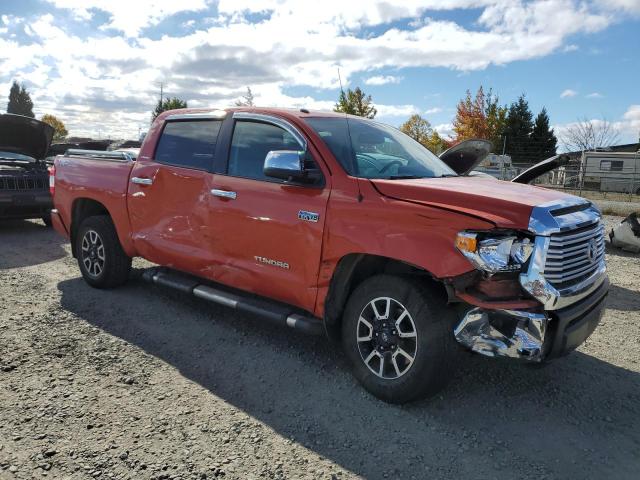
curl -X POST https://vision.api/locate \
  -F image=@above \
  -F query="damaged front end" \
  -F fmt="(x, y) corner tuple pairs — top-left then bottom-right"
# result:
(454, 308), (547, 361)
(450, 198), (609, 363)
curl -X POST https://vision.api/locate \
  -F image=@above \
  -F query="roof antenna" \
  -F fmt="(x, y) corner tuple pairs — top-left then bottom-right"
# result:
(337, 67), (363, 201)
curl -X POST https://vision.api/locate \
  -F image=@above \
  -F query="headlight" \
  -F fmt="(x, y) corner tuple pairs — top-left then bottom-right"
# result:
(455, 231), (533, 273)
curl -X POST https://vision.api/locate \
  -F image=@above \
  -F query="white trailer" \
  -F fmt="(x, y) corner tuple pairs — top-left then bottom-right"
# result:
(581, 151), (640, 194)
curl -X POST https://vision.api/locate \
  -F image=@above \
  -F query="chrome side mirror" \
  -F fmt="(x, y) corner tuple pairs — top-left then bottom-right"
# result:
(263, 150), (323, 185)
(263, 150), (304, 181)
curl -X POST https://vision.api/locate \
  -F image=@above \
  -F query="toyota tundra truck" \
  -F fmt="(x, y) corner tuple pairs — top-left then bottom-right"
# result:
(50, 108), (609, 403)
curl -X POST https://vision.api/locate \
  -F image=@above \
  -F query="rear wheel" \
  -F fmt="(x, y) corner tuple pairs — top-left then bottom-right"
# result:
(76, 215), (131, 289)
(341, 274), (457, 404)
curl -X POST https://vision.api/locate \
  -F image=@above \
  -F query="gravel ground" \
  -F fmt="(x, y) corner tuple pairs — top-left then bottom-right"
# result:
(1, 216), (639, 480)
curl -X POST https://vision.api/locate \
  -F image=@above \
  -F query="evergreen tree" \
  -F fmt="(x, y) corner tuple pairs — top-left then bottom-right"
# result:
(334, 87), (377, 118)
(7, 80), (35, 118)
(503, 95), (534, 164)
(152, 97), (188, 121)
(530, 108), (557, 162)
(485, 89), (508, 153)
(235, 86), (255, 107)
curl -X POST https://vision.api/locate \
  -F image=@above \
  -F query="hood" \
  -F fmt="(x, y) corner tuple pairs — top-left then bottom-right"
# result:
(511, 154), (571, 184)
(371, 176), (580, 230)
(0, 114), (54, 160)
(439, 139), (492, 175)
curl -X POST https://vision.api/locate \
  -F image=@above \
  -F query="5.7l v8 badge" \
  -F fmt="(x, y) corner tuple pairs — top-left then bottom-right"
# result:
(298, 210), (320, 223)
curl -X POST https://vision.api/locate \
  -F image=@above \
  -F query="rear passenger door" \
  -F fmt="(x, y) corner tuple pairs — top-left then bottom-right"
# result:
(207, 112), (331, 312)
(128, 114), (223, 274)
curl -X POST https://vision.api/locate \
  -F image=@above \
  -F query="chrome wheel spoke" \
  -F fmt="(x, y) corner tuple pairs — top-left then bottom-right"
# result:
(396, 310), (416, 338)
(371, 297), (390, 320)
(392, 354), (402, 377)
(378, 354), (385, 377)
(357, 317), (373, 342)
(394, 347), (415, 370)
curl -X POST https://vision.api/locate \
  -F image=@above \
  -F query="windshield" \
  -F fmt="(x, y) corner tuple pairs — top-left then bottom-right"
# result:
(0, 151), (35, 162)
(305, 117), (456, 179)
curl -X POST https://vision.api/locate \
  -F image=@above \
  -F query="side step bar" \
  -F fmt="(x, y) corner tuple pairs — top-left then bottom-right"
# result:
(141, 268), (324, 336)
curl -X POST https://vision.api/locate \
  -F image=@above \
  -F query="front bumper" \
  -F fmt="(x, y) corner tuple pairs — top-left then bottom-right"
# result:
(0, 189), (52, 220)
(455, 275), (609, 361)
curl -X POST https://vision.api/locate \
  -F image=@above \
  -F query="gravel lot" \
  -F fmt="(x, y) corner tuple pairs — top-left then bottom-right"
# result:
(1, 216), (639, 480)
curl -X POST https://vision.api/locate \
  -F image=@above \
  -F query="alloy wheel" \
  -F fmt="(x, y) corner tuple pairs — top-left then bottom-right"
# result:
(356, 296), (418, 379)
(81, 229), (105, 278)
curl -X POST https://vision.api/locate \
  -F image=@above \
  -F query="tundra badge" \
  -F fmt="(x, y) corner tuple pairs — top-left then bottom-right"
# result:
(298, 210), (319, 223)
(254, 256), (290, 269)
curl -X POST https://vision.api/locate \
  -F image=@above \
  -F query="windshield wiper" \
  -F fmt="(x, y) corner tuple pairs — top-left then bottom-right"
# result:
(385, 175), (429, 180)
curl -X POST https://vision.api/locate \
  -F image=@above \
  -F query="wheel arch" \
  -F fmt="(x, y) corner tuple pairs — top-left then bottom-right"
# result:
(323, 253), (446, 342)
(69, 198), (111, 258)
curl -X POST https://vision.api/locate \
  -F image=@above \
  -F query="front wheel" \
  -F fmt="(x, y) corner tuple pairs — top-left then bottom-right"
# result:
(76, 215), (131, 289)
(342, 275), (457, 404)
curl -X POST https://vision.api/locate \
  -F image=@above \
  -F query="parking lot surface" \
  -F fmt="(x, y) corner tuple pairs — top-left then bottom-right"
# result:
(1, 217), (639, 479)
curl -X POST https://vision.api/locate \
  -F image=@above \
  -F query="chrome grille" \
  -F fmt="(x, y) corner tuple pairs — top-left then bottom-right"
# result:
(542, 221), (605, 288)
(0, 176), (48, 191)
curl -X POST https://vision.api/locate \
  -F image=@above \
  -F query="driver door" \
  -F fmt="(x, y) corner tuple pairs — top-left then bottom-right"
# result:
(207, 114), (330, 312)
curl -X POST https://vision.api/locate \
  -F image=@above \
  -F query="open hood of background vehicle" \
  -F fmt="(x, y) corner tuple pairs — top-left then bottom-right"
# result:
(0, 114), (54, 160)
(511, 154), (571, 184)
(439, 139), (492, 175)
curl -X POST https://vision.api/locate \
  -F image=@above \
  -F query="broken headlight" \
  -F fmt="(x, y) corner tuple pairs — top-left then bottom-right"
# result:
(455, 231), (534, 274)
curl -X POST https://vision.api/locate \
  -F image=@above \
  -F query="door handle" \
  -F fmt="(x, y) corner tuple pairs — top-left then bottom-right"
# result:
(210, 189), (237, 200)
(131, 177), (153, 186)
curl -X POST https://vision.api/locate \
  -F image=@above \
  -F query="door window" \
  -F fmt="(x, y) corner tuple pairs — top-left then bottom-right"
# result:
(228, 120), (302, 181)
(155, 120), (222, 170)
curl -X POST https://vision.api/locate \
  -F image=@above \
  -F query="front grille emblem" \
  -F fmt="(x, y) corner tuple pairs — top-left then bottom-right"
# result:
(587, 238), (598, 263)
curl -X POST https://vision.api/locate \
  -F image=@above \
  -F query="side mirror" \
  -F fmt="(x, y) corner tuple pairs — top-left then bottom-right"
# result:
(263, 150), (322, 184)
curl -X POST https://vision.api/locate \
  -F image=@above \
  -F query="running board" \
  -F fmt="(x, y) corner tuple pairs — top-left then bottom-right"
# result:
(140, 268), (324, 336)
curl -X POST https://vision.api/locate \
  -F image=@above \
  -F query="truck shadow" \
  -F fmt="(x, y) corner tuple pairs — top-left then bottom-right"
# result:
(0, 219), (68, 269)
(57, 276), (640, 479)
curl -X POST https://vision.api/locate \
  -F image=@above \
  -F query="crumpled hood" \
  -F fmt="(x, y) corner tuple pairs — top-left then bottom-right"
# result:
(0, 114), (54, 160)
(371, 176), (580, 230)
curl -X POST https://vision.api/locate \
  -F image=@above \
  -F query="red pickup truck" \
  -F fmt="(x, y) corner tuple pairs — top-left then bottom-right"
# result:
(51, 108), (608, 403)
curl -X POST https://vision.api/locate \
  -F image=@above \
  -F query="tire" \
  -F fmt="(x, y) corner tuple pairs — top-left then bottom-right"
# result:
(341, 274), (457, 404)
(42, 213), (52, 227)
(75, 215), (131, 289)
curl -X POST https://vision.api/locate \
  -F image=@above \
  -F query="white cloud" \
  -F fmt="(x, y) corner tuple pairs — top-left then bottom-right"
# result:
(44, 0), (208, 36)
(425, 107), (442, 115)
(364, 75), (402, 86)
(0, 1), (634, 138)
(563, 44), (579, 52)
(375, 104), (420, 118)
(434, 122), (455, 138)
(586, 92), (603, 98)
(561, 89), (578, 98)
(621, 105), (640, 137)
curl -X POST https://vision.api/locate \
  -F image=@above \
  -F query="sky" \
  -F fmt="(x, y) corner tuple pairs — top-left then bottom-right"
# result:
(0, 0), (639, 147)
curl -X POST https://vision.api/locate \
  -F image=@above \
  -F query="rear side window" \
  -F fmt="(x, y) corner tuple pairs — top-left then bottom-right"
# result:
(155, 120), (221, 170)
(228, 120), (302, 181)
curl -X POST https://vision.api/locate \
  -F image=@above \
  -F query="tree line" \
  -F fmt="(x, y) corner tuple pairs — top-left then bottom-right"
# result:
(333, 85), (622, 165)
(6, 79), (621, 159)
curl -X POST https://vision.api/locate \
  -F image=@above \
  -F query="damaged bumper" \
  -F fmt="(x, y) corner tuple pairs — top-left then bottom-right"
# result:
(455, 309), (548, 361)
(455, 276), (609, 361)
